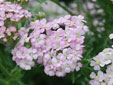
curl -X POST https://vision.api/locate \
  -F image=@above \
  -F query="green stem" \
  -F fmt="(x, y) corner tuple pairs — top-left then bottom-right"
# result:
(0, 64), (10, 77)
(51, 0), (75, 15)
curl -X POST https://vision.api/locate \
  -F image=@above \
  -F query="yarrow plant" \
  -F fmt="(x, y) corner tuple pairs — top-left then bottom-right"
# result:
(12, 15), (88, 77)
(0, 0), (31, 42)
(90, 47), (113, 84)
(0, 0), (113, 85)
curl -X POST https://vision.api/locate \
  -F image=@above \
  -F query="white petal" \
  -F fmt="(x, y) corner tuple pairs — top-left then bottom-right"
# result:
(109, 34), (113, 39)
(90, 72), (96, 79)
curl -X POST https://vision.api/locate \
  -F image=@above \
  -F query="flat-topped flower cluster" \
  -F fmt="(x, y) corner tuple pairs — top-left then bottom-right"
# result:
(12, 15), (88, 77)
(90, 48), (113, 85)
(0, 1), (31, 42)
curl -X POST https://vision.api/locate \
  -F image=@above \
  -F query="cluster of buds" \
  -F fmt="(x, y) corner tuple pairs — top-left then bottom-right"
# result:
(90, 48), (113, 85)
(0, 1), (31, 42)
(12, 15), (88, 77)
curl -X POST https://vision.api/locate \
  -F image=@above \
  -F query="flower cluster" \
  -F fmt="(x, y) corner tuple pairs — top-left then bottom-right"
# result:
(0, 1), (31, 42)
(90, 48), (113, 85)
(12, 15), (88, 77)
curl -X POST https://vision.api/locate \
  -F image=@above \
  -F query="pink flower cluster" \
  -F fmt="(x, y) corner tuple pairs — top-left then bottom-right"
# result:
(12, 15), (88, 77)
(90, 48), (113, 85)
(0, 1), (31, 42)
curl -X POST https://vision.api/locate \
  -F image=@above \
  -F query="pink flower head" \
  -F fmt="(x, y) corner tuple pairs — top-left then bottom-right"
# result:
(12, 15), (88, 77)
(0, 1), (31, 42)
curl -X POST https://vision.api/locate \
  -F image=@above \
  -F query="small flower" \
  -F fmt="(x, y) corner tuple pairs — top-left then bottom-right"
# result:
(109, 34), (113, 39)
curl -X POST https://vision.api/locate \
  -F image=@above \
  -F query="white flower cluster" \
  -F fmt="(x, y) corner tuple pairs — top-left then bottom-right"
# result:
(90, 48), (113, 85)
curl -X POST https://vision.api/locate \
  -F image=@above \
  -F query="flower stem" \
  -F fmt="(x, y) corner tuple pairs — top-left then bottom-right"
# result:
(51, 0), (75, 15)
